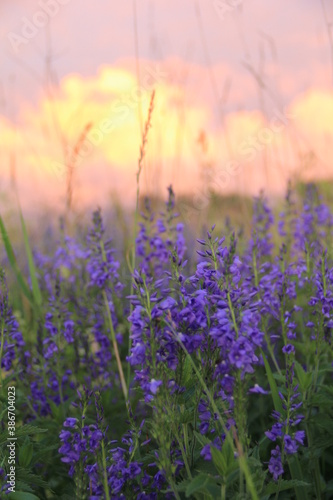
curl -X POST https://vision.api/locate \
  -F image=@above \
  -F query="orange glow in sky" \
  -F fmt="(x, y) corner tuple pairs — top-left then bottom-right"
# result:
(0, 1), (332, 211)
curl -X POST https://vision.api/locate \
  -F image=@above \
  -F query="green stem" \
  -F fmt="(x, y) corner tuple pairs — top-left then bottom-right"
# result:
(264, 329), (281, 376)
(169, 479), (181, 500)
(56, 317), (65, 417)
(75, 402), (88, 500)
(101, 440), (111, 500)
(312, 311), (324, 396)
(252, 249), (259, 289)
(227, 290), (238, 337)
(183, 423), (190, 465)
(221, 483), (226, 500)
(102, 290), (128, 401)
(234, 371), (248, 451)
(127, 178), (140, 386)
(175, 429), (192, 480)
(127, 90), (155, 388)
(99, 240), (128, 402)
(305, 421), (322, 499)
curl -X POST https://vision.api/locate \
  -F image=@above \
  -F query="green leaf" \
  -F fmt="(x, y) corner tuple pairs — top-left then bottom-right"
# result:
(0, 404), (8, 424)
(309, 392), (333, 409)
(192, 456), (219, 476)
(181, 355), (193, 388)
(226, 468), (240, 487)
(210, 446), (227, 477)
(310, 414), (333, 435)
(175, 478), (191, 493)
(326, 480), (333, 492)
(19, 210), (42, 307)
(178, 385), (196, 405)
(293, 340), (316, 357)
(48, 401), (63, 423)
(288, 456), (309, 500)
(185, 473), (220, 499)
(294, 361), (312, 392)
(14, 469), (50, 490)
(15, 482), (33, 494)
(3, 371), (22, 388)
(264, 479), (310, 495)
(249, 445), (261, 461)
(260, 348), (283, 414)
(9, 493), (40, 500)
(247, 456), (266, 494)
(180, 408), (195, 425)
(0, 424), (47, 446)
(304, 434), (333, 453)
(210, 433), (236, 478)
(19, 442), (34, 467)
(30, 444), (59, 464)
(16, 425), (48, 436)
(193, 431), (211, 447)
(0, 216), (32, 303)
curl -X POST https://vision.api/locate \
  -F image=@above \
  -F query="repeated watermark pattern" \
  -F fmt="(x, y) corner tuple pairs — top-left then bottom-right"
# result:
(7, 0), (71, 53)
(51, 65), (167, 179)
(213, 0), (244, 20)
(180, 106), (295, 218)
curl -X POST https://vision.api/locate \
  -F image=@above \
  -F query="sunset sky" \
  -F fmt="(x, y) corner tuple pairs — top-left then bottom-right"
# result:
(0, 0), (333, 211)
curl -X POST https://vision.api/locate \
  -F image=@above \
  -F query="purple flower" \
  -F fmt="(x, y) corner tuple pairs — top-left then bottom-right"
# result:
(284, 434), (298, 454)
(149, 379), (162, 394)
(265, 423), (283, 442)
(64, 320), (75, 343)
(200, 444), (212, 461)
(44, 341), (58, 359)
(0, 272), (25, 372)
(294, 430), (306, 445)
(160, 297), (177, 310)
(229, 346), (248, 369)
(128, 342), (146, 365)
(268, 446), (284, 481)
(64, 418), (78, 428)
(249, 384), (269, 395)
(282, 344), (295, 355)
(177, 333), (202, 353)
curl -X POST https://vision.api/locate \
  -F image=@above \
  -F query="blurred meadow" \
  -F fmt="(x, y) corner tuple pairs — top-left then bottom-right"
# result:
(0, 1), (332, 222)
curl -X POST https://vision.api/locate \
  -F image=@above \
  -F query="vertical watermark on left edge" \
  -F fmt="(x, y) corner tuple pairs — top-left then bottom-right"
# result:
(7, 386), (16, 493)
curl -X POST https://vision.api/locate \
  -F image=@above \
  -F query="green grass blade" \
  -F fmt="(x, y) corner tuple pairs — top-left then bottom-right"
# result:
(0, 215), (32, 303)
(19, 210), (42, 307)
(288, 456), (309, 500)
(260, 348), (283, 414)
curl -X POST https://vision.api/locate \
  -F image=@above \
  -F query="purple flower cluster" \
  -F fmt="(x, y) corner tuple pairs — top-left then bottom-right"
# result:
(59, 417), (103, 476)
(86, 209), (122, 290)
(0, 270), (24, 372)
(4, 183), (333, 498)
(265, 343), (305, 481)
(59, 401), (170, 499)
(20, 209), (129, 419)
(136, 186), (186, 278)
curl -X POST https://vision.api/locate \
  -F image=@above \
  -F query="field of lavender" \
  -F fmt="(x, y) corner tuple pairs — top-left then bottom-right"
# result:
(0, 183), (333, 499)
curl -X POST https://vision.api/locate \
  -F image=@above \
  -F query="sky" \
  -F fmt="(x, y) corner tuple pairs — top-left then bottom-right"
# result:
(0, 0), (332, 212)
